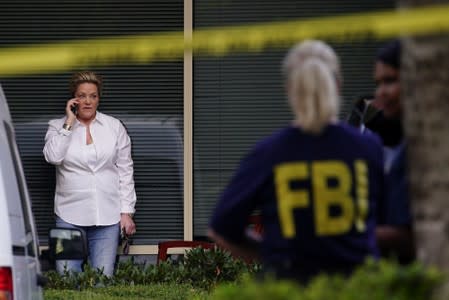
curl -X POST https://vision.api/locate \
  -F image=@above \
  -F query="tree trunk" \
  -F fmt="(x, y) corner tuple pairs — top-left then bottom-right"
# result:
(401, 1), (449, 297)
(403, 34), (449, 267)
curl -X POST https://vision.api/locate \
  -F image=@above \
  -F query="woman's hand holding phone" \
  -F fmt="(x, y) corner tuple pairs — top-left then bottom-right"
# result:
(65, 98), (79, 125)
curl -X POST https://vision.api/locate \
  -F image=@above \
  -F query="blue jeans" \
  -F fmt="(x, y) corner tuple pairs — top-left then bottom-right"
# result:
(55, 216), (120, 277)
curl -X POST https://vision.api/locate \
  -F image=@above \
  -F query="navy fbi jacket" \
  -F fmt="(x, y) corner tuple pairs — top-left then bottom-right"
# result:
(210, 123), (385, 281)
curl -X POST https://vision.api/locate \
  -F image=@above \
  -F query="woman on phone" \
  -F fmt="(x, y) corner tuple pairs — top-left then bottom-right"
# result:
(43, 71), (136, 276)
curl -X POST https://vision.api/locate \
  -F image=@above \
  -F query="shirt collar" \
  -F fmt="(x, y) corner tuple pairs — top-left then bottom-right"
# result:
(75, 111), (105, 126)
(93, 111), (105, 125)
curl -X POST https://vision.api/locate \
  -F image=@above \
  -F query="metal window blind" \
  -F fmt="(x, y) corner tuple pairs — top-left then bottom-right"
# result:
(0, 0), (184, 245)
(193, 0), (396, 238)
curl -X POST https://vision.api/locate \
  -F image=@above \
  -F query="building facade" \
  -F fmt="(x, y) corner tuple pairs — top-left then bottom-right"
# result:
(0, 0), (394, 254)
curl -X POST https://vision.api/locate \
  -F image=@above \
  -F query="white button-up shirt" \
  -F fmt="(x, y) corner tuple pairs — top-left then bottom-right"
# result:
(43, 112), (136, 226)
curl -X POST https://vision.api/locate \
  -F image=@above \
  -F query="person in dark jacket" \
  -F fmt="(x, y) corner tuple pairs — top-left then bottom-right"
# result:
(208, 40), (385, 283)
(372, 40), (415, 264)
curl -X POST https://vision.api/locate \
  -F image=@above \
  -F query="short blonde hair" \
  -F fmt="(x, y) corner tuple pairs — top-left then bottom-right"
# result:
(282, 40), (341, 134)
(69, 71), (103, 97)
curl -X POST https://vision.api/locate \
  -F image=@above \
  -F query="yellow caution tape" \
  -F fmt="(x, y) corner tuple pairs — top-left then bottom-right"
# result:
(1, 4), (449, 77)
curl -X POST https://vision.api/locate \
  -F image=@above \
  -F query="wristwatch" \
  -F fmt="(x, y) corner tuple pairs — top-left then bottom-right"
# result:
(62, 123), (72, 131)
(122, 213), (134, 218)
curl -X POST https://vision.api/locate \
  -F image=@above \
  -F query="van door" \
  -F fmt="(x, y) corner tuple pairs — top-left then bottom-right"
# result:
(2, 120), (42, 299)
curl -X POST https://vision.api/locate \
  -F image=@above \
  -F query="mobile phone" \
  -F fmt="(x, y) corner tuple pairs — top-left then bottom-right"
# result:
(71, 103), (78, 115)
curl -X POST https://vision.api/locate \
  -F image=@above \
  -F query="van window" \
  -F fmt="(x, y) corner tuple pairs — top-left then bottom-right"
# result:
(3, 121), (35, 256)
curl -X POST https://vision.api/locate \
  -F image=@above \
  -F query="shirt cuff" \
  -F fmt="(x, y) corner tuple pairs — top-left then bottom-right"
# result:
(59, 128), (72, 136)
(120, 206), (135, 214)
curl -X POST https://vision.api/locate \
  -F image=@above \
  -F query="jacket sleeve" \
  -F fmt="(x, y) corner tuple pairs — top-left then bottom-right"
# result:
(209, 142), (270, 243)
(43, 119), (73, 165)
(116, 121), (137, 213)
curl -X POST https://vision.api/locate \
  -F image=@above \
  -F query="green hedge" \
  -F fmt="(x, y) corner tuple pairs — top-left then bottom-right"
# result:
(210, 259), (444, 300)
(44, 248), (444, 300)
(45, 247), (260, 291)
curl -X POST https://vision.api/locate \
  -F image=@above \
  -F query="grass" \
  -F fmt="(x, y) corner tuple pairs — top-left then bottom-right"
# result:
(44, 283), (208, 300)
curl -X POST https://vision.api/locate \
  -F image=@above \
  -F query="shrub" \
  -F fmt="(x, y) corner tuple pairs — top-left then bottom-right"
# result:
(209, 259), (444, 300)
(45, 264), (110, 290)
(47, 251), (444, 300)
(45, 247), (259, 291)
(181, 246), (260, 290)
(111, 258), (183, 285)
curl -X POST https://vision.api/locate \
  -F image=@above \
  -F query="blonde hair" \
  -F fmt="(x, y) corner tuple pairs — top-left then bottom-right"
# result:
(69, 71), (103, 97)
(282, 40), (341, 134)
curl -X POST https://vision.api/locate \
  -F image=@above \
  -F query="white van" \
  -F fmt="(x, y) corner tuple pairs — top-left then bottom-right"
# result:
(0, 84), (44, 299)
